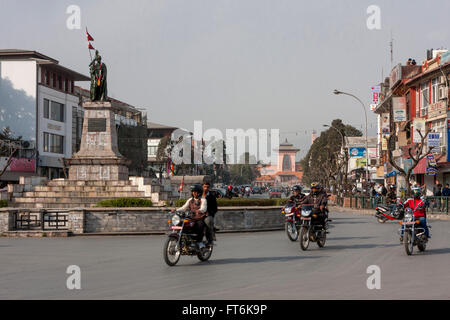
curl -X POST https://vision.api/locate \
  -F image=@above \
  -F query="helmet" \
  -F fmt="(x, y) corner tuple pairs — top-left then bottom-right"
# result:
(292, 185), (302, 192)
(190, 184), (202, 193)
(311, 182), (320, 189)
(411, 186), (422, 197)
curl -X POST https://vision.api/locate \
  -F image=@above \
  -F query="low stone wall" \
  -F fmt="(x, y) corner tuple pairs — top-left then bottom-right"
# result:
(0, 206), (284, 236)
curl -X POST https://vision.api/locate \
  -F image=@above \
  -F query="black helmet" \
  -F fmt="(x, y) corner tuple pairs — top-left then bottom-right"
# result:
(292, 185), (302, 192)
(190, 184), (202, 193)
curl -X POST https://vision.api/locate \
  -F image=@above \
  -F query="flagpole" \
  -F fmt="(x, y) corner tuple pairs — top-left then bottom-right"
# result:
(86, 27), (93, 62)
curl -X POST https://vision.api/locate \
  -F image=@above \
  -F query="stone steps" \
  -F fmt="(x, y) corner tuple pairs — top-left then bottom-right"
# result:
(46, 180), (132, 187)
(22, 191), (147, 198)
(34, 185), (142, 192)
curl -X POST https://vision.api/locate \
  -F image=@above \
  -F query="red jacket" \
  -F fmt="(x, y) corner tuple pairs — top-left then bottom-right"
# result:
(403, 198), (426, 218)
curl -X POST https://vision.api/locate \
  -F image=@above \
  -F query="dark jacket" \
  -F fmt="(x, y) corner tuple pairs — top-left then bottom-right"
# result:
(289, 193), (305, 204)
(204, 192), (218, 217)
(301, 190), (328, 208)
(442, 187), (450, 197)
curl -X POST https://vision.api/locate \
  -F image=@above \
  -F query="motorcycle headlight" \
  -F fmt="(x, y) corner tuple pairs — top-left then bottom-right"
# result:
(171, 214), (181, 226)
(404, 213), (413, 222)
(284, 207), (292, 214)
(301, 210), (311, 217)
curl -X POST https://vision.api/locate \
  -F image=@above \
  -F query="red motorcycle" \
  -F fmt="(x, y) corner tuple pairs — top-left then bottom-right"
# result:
(282, 202), (302, 241)
(163, 211), (213, 266)
(375, 201), (404, 223)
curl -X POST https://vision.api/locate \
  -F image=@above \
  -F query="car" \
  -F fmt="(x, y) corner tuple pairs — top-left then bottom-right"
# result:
(269, 188), (282, 198)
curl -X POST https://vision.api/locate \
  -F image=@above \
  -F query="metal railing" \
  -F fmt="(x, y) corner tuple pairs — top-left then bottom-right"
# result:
(342, 196), (450, 214)
(13, 210), (69, 231)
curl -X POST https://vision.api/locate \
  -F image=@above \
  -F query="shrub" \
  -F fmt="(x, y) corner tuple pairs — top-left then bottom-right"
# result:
(166, 198), (288, 208)
(96, 198), (153, 208)
(0, 200), (8, 208)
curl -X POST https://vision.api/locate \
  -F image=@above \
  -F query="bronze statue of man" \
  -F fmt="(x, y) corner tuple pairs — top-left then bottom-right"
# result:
(89, 50), (108, 101)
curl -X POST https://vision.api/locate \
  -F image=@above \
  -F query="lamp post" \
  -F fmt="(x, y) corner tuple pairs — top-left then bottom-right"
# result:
(333, 89), (370, 194)
(323, 124), (348, 193)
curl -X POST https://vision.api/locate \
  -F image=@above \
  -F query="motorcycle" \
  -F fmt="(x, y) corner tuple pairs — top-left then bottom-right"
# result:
(282, 202), (301, 241)
(375, 200), (404, 223)
(399, 205), (431, 256)
(299, 205), (329, 251)
(163, 211), (213, 266)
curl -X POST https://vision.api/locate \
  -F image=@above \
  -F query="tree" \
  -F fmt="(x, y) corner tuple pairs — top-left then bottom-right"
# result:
(228, 152), (260, 185)
(387, 126), (433, 196)
(301, 119), (362, 192)
(0, 127), (22, 178)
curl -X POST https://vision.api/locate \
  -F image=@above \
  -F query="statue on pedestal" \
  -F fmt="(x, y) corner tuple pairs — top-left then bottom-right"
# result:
(89, 50), (108, 101)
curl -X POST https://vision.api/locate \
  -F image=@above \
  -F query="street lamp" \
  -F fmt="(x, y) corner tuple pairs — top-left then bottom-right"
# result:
(333, 89), (370, 194)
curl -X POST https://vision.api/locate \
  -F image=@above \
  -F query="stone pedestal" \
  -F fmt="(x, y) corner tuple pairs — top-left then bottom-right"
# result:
(66, 101), (131, 181)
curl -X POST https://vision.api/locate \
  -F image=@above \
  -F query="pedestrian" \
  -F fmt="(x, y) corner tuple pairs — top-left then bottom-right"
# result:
(442, 184), (450, 197)
(202, 182), (218, 245)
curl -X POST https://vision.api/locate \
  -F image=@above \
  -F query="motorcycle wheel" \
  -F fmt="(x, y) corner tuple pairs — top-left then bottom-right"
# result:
(404, 230), (414, 256)
(163, 236), (181, 266)
(285, 222), (299, 241)
(300, 227), (310, 251)
(377, 216), (387, 223)
(317, 230), (326, 248)
(197, 244), (213, 262)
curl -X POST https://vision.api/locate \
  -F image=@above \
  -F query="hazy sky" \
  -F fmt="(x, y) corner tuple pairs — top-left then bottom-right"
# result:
(1, 0), (449, 160)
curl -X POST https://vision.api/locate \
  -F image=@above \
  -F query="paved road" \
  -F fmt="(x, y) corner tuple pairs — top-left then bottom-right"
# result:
(1, 211), (450, 299)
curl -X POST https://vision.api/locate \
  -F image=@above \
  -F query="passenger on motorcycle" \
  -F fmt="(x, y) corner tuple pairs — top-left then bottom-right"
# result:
(300, 182), (329, 229)
(400, 186), (430, 242)
(172, 184), (208, 244)
(288, 185), (306, 207)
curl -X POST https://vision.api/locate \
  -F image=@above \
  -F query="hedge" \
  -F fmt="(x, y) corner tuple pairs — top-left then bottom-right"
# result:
(95, 198), (153, 207)
(168, 198), (288, 208)
(0, 200), (8, 208)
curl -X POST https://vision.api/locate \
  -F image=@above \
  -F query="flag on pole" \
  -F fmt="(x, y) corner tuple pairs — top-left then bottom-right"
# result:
(86, 28), (94, 41)
(88, 43), (95, 50)
(178, 176), (184, 192)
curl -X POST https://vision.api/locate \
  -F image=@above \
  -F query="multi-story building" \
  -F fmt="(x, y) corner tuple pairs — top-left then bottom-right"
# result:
(0, 49), (90, 181)
(373, 48), (450, 194)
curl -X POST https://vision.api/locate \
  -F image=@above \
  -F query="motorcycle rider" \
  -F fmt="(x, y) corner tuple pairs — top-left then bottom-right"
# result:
(300, 182), (329, 229)
(385, 184), (397, 205)
(400, 186), (430, 243)
(172, 184), (208, 245)
(202, 182), (217, 245)
(288, 185), (306, 207)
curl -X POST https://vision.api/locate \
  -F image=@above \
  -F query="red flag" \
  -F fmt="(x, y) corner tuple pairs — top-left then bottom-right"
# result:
(88, 43), (95, 50)
(86, 28), (94, 41)
(178, 176), (184, 191)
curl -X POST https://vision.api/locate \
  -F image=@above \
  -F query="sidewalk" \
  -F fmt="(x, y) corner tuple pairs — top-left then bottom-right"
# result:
(330, 205), (450, 221)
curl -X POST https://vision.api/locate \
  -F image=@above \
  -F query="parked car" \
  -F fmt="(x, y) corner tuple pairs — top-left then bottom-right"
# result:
(252, 186), (262, 194)
(269, 188), (282, 198)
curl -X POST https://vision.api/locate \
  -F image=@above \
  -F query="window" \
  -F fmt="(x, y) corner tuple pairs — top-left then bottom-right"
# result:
(420, 82), (429, 116)
(52, 73), (56, 87)
(43, 100), (65, 122)
(416, 87), (420, 117)
(43, 132), (64, 154)
(431, 78), (438, 104)
(148, 146), (158, 157)
(44, 99), (49, 118)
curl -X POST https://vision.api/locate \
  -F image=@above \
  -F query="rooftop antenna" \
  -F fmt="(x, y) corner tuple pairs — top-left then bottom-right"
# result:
(389, 30), (394, 70)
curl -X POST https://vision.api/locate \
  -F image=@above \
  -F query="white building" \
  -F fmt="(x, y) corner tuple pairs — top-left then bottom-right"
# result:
(0, 49), (90, 181)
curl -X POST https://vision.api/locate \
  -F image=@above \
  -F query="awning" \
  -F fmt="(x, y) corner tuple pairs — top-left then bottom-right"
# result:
(385, 171), (397, 178)
(413, 157), (427, 174)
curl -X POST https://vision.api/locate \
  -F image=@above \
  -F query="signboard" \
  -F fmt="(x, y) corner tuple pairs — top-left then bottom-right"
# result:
(368, 148), (377, 158)
(390, 63), (402, 89)
(382, 135), (389, 151)
(426, 153), (438, 175)
(356, 158), (367, 168)
(428, 101), (446, 118)
(403, 158), (414, 174)
(372, 92), (380, 104)
(427, 132), (440, 152)
(9, 158), (35, 172)
(381, 113), (390, 135)
(88, 118), (107, 132)
(349, 147), (366, 157)
(393, 97), (407, 122)
(413, 118), (426, 143)
(371, 85), (381, 93)
(370, 104), (377, 111)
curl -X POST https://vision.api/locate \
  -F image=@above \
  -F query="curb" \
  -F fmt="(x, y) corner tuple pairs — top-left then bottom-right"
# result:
(330, 205), (450, 221)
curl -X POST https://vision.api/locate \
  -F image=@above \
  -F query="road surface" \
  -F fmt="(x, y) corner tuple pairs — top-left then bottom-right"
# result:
(1, 211), (450, 299)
